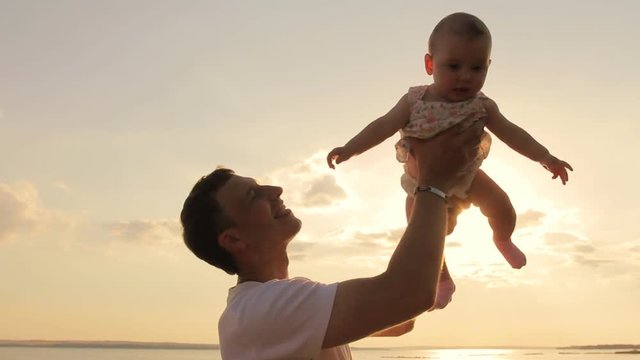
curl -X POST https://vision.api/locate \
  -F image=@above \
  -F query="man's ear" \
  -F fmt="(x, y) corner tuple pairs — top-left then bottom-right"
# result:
(424, 53), (434, 75)
(218, 228), (245, 254)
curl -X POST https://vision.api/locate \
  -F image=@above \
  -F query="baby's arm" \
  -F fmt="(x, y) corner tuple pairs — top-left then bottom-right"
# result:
(327, 93), (410, 169)
(483, 98), (573, 184)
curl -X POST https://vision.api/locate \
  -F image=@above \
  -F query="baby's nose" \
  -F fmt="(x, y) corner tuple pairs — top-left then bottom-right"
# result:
(459, 70), (471, 80)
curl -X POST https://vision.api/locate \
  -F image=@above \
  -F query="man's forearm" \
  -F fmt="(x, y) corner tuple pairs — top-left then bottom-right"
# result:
(384, 191), (447, 313)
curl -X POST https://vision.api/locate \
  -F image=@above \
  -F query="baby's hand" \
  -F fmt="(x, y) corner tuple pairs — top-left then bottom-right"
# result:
(327, 146), (353, 169)
(540, 154), (573, 185)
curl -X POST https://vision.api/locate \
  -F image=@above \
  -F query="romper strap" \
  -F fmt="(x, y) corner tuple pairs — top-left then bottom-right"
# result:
(407, 85), (429, 107)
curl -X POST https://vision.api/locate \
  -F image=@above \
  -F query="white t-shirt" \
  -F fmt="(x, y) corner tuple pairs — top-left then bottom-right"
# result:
(218, 277), (352, 360)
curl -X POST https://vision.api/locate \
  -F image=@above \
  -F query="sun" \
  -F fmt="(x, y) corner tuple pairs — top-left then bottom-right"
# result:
(439, 156), (544, 279)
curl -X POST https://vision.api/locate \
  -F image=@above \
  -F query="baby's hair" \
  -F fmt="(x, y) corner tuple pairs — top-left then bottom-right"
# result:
(428, 12), (491, 54)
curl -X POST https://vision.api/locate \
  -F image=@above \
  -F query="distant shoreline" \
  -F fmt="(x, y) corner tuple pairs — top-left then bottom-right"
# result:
(557, 344), (640, 350)
(0, 340), (218, 350)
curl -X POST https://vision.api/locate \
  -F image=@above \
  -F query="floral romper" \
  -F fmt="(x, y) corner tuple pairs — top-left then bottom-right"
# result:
(396, 85), (492, 199)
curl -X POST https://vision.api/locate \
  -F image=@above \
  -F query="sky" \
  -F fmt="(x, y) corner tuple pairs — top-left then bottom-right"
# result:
(1, 0), (639, 348)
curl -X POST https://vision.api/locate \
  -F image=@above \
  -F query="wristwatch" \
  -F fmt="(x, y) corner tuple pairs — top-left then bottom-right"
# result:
(414, 185), (448, 202)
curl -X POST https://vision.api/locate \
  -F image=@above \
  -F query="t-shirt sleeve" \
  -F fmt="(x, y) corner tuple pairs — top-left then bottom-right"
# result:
(223, 278), (338, 359)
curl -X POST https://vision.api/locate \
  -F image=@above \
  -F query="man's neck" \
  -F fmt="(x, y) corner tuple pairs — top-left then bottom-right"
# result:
(237, 269), (288, 284)
(236, 246), (290, 284)
(237, 258), (289, 284)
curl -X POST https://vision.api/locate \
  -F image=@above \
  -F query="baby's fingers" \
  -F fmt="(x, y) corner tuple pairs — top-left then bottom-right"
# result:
(562, 161), (574, 172)
(560, 169), (569, 185)
(327, 152), (337, 169)
(553, 168), (569, 185)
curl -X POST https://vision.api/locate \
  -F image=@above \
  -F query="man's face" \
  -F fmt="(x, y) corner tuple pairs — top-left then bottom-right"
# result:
(216, 175), (301, 250)
(428, 34), (491, 102)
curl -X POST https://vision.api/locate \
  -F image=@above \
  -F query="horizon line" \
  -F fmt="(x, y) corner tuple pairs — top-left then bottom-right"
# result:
(1, 339), (638, 350)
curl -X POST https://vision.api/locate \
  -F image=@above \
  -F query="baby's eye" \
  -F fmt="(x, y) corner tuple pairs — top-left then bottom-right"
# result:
(448, 64), (460, 70)
(472, 65), (485, 71)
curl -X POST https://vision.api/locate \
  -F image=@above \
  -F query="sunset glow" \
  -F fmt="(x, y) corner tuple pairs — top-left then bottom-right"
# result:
(1, 0), (639, 349)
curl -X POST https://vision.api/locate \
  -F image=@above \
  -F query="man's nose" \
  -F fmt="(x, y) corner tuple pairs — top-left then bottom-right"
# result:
(265, 185), (283, 198)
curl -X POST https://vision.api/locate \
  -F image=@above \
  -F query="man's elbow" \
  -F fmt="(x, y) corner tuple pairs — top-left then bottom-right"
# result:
(381, 273), (437, 315)
(379, 273), (437, 321)
(400, 289), (436, 318)
(370, 319), (416, 337)
(390, 319), (416, 337)
(402, 319), (416, 334)
(417, 292), (436, 314)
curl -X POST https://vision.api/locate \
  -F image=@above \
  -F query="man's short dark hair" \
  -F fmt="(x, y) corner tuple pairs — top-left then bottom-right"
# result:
(180, 168), (238, 274)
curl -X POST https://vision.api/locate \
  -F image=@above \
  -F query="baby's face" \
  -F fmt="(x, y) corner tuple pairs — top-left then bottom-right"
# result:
(428, 34), (491, 102)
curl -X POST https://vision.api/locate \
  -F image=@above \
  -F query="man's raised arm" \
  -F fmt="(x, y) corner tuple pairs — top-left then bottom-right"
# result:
(322, 121), (485, 348)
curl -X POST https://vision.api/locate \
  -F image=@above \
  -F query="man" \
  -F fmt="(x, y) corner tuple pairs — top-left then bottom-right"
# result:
(180, 121), (483, 359)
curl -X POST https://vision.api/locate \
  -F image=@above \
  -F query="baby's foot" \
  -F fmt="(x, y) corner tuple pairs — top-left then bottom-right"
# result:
(428, 277), (456, 312)
(494, 240), (527, 269)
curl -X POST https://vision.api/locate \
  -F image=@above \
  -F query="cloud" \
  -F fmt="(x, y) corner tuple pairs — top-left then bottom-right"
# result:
(0, 182), (73, 242)
(302, 174), (347, 207)
(263, 152), (350, 209)
(544, 232), (581, 247)
(624, 240), (640, 254)
(290, 225), (404, 265)
(352, 229), (402, 245)
(107, 219), (181, 245)
(573, 244), (596, 253)
(464, 264), (522, 287)
(53, 182), (71, 192)
(571, 254), (614, 267)
(579, 239), (640, 280)
(287, 239), (316, 261)
(542, 232), (609, 266)
(538, 233), (640, 277)
(0, 184), (36, 241)
(515, 209), (545, 229)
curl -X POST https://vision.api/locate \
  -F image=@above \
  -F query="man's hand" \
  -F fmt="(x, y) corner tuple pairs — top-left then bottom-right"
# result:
(405, 120), (485, 191)
(540, 154), (573, 185)
(327, 146), (353, 169)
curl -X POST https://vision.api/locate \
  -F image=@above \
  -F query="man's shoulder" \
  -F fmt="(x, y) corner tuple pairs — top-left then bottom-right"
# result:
(226, 278), (336, 309)
(235, 278), (333, 298)
(219, 278), (343, 358)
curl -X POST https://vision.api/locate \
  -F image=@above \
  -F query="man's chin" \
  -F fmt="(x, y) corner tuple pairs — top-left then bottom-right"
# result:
(289, 217), (303, 237)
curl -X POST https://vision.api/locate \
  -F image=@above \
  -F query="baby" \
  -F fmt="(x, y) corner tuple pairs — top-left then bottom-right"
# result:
(327, 12), (572, 310)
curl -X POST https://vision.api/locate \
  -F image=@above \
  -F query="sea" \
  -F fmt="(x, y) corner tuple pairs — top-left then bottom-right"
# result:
(0, 347), (635, 360)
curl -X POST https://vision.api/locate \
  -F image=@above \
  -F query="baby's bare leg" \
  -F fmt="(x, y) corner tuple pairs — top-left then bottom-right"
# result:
(406, 195), (456, 310)
(468, 170), (526, 269)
